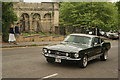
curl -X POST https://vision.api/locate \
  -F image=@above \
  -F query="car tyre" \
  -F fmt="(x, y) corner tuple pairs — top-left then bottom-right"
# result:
(100, 51), (108, 61)
(46, 58), (54, 63)
(78, 55), (88, 68)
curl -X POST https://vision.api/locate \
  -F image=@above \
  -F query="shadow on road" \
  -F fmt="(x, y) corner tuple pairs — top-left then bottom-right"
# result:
(45, 58), (102, 68)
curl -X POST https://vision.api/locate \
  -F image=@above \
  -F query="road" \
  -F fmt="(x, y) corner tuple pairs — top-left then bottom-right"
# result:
(2, 40), (118, 78)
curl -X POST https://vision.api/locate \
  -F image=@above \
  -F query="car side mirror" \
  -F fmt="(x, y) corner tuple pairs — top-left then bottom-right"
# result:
(93, 42), (97, 46)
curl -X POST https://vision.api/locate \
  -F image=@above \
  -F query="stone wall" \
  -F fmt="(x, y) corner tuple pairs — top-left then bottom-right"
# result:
(16, 35), (65, 42)
(13, 2), (59, 33)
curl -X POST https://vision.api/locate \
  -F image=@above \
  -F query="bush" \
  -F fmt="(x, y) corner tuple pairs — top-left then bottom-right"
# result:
(2, 2), (17, 42)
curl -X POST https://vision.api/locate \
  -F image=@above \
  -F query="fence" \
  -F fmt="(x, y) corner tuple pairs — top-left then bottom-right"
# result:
(59, 26), (101, 36)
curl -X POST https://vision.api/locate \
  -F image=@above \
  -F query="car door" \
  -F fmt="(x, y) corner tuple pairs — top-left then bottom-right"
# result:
(92, 37), (102, 56)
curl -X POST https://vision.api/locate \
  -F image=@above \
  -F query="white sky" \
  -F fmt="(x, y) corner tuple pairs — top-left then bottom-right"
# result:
(111, 0), (119, 2)
(24, 0), (119, 2)
(24, 0), (52, 2)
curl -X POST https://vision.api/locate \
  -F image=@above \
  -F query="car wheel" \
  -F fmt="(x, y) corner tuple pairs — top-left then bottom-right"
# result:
(100, 51), (108, 61)
(46, 58), (54, 63)
(79, 55), (88, 68)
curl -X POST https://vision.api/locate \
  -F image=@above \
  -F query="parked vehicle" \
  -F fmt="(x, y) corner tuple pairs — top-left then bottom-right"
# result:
(42, 34), (111, 68)
(108, 33), (119, 40)
(105, 31), (119, 39)
(105, 32), (112, 38)
(100, 31), (105, 36)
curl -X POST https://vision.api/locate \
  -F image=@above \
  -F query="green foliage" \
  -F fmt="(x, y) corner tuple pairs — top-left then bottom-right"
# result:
(22, 32), (60, 36)
(2, 2), (17, 42)
(116, 1), (120, 13)
(60, 2), (118, 31)
(116, 1), (120, 30)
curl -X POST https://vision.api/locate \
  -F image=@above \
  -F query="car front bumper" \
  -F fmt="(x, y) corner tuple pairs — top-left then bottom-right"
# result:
(43, 53), (81, 61)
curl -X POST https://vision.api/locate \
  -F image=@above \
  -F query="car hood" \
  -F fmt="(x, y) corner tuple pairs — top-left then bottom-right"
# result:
(44, 42), (89, 53)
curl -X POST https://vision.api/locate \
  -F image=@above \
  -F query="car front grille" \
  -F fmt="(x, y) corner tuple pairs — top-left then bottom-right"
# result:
(49, 50), (75, 58)
(50, 50), (66, 56)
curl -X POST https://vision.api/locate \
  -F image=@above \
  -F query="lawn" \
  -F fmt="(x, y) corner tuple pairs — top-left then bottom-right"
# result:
(22, 32), (61, 36)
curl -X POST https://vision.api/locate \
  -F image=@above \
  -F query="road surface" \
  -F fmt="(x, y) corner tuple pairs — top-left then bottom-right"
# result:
(2, 40), (118, 78)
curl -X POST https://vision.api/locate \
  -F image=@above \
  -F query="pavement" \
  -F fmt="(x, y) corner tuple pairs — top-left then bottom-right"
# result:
(1, 41), (61, 48)
(0, 36), (113, 48)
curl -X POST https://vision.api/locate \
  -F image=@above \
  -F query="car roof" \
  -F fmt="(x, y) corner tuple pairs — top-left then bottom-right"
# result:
(70, 33), (98, 38)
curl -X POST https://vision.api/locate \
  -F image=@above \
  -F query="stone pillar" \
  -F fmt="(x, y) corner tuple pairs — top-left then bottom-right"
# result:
(41, 12), (45, 32)
(53, 11), (59, 33)
(24, 19), (28, 32)
(29, 14), (33, 32)
(53, 3), (59, 33)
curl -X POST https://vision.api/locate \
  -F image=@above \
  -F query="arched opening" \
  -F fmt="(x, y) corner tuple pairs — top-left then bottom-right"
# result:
(44, 13), (51, 19)
(20, 13), (30, 32)
(32, 13), (42, 32)
(44, 13), (52, 33)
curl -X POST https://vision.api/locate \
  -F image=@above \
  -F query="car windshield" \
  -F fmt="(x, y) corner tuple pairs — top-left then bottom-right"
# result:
(64, 35), (91, 45)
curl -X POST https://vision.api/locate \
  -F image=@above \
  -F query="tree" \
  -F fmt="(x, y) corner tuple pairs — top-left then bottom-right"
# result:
(116, 1), (120, 31)
(2, 2), (17, 42)
(60, 2), (118, 32)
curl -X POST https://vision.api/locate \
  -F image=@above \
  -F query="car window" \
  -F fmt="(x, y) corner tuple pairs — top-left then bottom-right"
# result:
(92, 37), (101, 45)
(64, 35), (91, 45)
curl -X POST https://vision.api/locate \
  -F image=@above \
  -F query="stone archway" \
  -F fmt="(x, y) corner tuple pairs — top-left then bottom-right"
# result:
(20, 13), (30, 32)
(44, 13), (52, 33)
(44, 13), (51, 19)
(32, 13), (42, 32)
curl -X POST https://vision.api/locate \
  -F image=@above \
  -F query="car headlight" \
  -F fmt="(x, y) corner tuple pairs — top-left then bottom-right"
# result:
(48, 50), (51, 54)
(66, 53), (69, 56)
(74, 53), (79, 58)
(43, 49), (47, 53)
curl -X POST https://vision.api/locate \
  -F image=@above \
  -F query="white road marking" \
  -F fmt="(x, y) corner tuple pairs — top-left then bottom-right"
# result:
(42, 73), (58, 79)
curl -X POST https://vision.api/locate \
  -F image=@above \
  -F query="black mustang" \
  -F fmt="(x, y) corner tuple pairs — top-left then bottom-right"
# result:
(42, 34), (111, 68)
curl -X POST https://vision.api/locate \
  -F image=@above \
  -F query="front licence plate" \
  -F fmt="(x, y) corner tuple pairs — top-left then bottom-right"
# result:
(55, 58), (61, 63)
